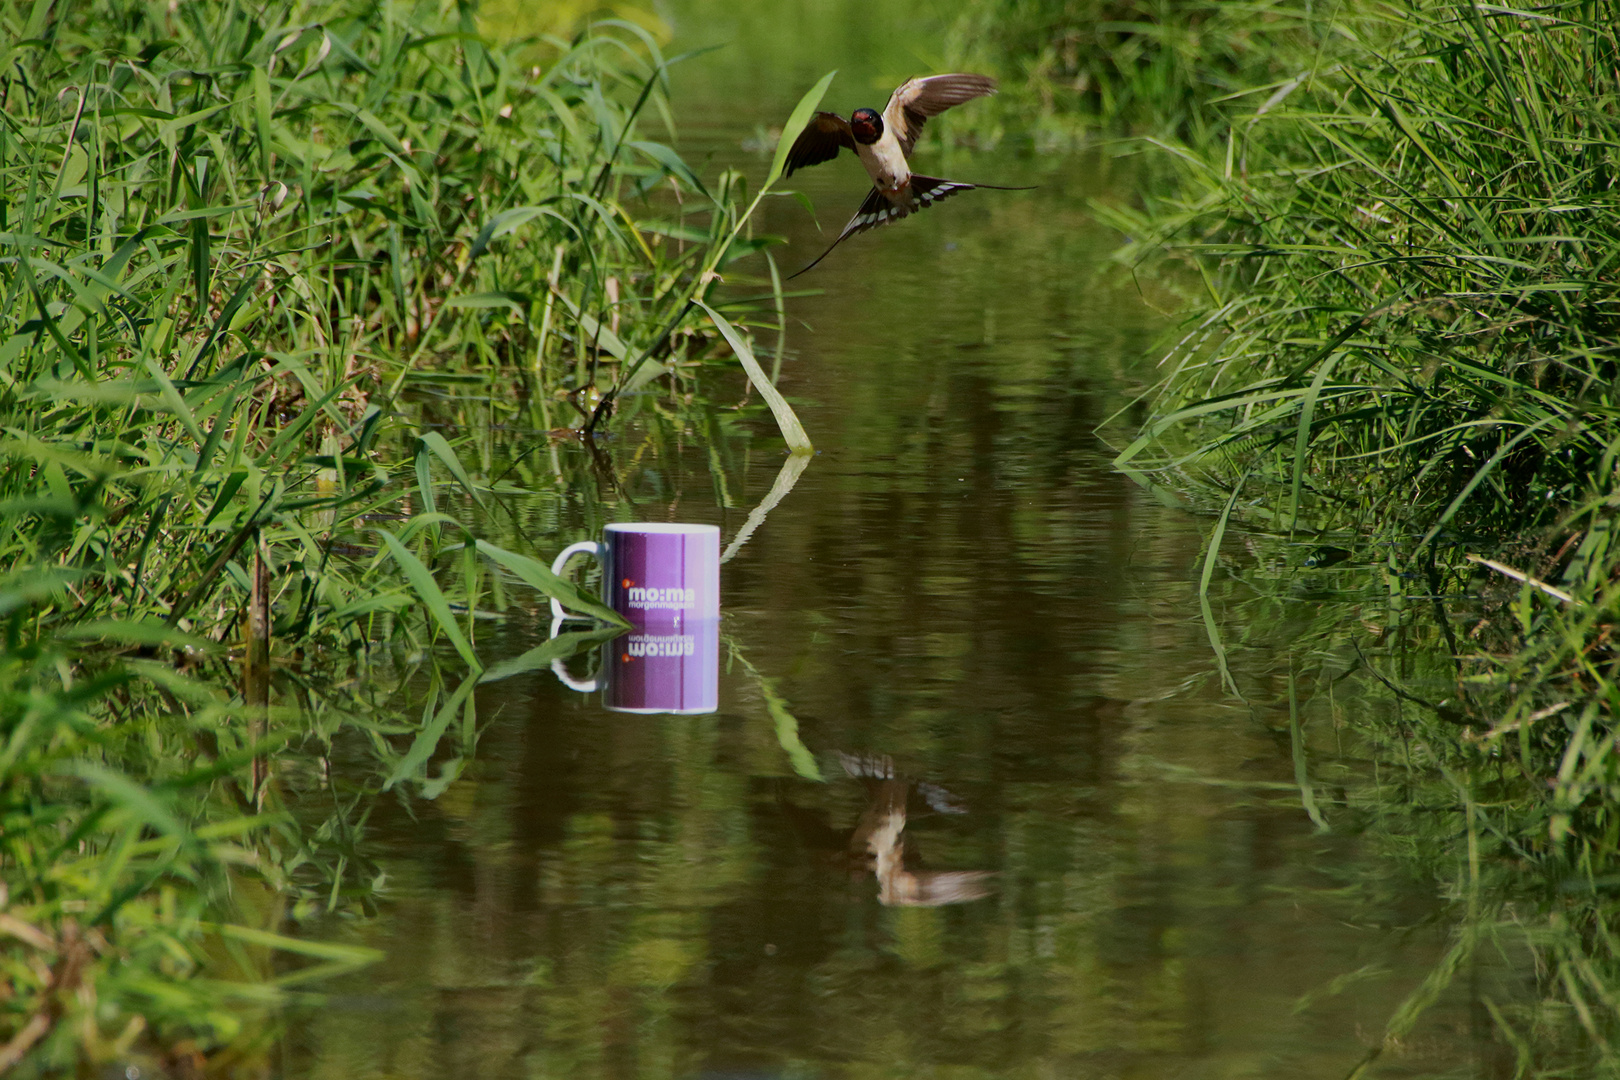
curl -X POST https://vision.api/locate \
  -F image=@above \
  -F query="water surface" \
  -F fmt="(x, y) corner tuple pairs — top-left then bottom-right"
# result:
(281, 11), (1504, 1077)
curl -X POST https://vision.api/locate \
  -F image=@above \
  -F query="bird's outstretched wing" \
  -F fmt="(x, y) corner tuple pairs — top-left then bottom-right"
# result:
(783, 112), (857, 177)
(883, 74), (997, 157)
(787, 176), (979, 279)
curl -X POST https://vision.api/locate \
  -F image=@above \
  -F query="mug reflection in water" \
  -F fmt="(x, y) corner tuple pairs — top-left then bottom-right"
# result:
(551, 617), (719, 715)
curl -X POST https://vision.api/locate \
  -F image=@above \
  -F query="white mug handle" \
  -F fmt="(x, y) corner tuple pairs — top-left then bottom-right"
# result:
(549, 540), (606, 621)
(551, 660), (599, 692)
(547, 614), (600, 692)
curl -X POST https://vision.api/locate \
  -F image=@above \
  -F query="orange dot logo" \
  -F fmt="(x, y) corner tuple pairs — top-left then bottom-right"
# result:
(622, 578), (633, 588)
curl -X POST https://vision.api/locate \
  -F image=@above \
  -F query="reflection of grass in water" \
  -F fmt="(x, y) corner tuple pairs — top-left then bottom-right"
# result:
(1199, 528), (1620, 1076)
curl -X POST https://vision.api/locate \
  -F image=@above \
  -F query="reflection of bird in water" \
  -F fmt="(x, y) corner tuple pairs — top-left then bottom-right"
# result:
(782, 74), (1030, 278)
(776, 753), (994, 906)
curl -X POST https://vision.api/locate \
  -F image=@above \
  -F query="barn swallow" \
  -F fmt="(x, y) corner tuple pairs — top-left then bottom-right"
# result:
(782, 73), (1029, 277)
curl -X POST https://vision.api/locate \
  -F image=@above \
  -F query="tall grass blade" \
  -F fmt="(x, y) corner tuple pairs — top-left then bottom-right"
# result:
(473, 539), (629, 628)
(767, 71), (838, 188)
(697, 300), (813, 453)
(375, 529), (481, 671)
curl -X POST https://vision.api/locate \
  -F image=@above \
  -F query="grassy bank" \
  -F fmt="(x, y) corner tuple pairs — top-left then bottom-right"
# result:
(1140, 0), (1620, 1065)
(966, 0), (1620, 856)
(953, 0), (1620, 1064)
(1098, 0), (1620, 801)
(0, 0), (813, 1068)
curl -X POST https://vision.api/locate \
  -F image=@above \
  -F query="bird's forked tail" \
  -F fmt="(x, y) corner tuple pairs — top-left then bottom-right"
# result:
(787, 175), (1034, 279)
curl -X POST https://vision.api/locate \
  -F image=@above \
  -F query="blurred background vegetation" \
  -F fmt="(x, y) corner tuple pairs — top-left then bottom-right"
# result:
(944, 0), (1335, 147)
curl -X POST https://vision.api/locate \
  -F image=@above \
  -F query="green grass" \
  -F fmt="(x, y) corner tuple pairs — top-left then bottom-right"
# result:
(0, 0), (823, 1067)
(956, 0), (1620, 1062)
(1108, 0), (1620, 535)
(1076, 0), (1620, 1062)
(1189, 516), (1620, 1075)
(1097, 0), (1620, 729)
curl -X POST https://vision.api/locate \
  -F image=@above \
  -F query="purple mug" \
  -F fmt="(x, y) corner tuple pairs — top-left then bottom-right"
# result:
(550, 523), (721, 628)
(551, 619), (719, 715)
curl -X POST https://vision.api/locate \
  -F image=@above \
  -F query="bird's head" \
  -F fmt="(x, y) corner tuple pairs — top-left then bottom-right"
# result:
(850, 108), (884, 145)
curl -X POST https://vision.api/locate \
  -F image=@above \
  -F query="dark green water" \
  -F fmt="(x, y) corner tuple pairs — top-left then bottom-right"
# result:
(280, 7), (1519, 1077)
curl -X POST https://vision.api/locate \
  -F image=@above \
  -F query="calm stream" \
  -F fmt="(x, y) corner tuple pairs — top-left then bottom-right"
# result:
(282, 5), (1503, 1076)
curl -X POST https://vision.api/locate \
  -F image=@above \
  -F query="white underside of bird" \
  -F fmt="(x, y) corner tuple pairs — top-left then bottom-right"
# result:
(856, 134), (910, 197)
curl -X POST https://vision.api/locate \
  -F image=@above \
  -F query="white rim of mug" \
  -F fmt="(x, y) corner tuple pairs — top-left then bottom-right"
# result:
(603, 523), (720, 535)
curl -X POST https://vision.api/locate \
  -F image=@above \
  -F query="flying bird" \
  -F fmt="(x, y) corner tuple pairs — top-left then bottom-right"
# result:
(781, 73), (1027, 277)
